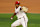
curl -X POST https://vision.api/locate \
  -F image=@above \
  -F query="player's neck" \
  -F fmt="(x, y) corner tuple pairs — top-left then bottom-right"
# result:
(16, 6), (19, 9)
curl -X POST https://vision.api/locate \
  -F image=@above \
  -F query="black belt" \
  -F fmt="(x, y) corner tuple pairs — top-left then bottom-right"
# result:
(18, 16), (24, 19)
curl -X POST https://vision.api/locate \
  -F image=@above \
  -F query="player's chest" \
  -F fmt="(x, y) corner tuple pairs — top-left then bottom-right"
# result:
(15, 7), (20, 11)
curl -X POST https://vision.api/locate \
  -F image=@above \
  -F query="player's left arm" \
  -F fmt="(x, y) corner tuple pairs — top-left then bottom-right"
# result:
(20, 8), (22, 10)
(20, 8), (27, 13)
(11, 13), (17, 20)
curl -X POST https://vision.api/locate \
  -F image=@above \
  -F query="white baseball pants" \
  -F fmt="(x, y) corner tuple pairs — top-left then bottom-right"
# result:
(11, 15), (28, 27)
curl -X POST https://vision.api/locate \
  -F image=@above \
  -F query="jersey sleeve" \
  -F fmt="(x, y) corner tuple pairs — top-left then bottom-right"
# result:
(15, 8), (19, 13)
(15, 6), (22, 13)
(15, 8), (17, 13)
(20, 6), (21, 8)
(20, 6), (22, 10)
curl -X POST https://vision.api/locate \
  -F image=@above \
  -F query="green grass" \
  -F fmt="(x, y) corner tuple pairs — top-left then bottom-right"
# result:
(0, 13), (40, 27)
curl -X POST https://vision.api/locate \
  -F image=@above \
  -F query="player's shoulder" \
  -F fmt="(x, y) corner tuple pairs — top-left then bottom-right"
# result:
(19, 6), (22, 8)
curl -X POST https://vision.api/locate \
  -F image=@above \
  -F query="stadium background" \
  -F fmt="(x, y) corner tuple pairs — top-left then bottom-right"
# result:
(0, 0), (40, 27)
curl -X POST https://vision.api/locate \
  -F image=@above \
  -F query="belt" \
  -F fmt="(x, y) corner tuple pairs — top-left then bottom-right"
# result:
(19, 18), (21, 19)
(18, 16), (24, 19)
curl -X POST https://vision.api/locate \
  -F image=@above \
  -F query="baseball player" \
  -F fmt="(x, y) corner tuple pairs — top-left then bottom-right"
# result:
(11, 1), (28, 27)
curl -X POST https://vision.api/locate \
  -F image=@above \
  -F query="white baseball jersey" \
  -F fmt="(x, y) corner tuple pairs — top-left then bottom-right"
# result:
(15, 6), (26, 18)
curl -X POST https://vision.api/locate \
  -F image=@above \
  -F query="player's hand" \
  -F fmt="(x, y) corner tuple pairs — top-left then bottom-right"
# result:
(11, 17), (13, 20)
(11, 16), (13, 20)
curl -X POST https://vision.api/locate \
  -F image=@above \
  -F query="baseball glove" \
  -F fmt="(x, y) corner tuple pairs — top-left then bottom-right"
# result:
(22, 6), (28, 12)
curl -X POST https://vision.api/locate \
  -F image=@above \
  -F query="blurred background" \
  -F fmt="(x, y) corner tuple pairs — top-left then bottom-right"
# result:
(0, 0), (40, 27)
(0, 0), (40, 13)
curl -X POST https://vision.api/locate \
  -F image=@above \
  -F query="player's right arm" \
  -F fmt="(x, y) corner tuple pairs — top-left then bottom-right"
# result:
(11, 13), (17, 20)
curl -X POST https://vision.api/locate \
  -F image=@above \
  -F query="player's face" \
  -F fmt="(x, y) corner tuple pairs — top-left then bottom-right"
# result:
(15, 4), (19, 7)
